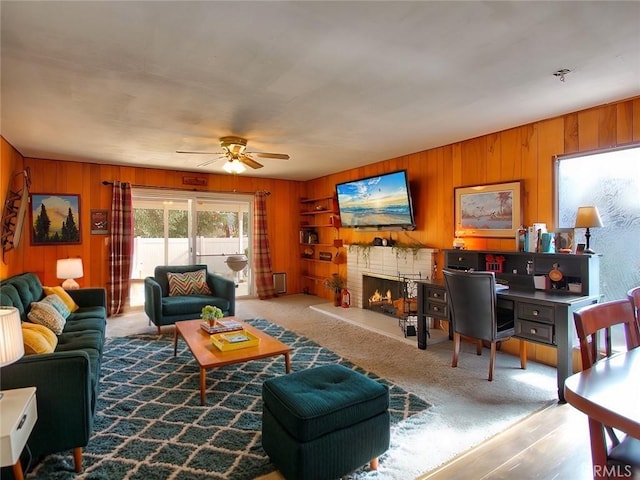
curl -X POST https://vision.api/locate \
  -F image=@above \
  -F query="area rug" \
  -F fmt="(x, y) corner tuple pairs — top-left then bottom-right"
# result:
(26, 318), (431, 480)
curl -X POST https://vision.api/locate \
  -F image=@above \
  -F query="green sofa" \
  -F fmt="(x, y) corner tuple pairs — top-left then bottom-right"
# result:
(144, 264), (235, 333)
(0, 272), (106, 474)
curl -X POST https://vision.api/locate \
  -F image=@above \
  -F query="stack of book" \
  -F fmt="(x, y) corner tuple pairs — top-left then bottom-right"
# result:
(200, 319), (243, 334)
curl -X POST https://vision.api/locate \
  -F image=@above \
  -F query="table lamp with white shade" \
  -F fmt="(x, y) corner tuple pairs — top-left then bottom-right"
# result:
(56, 258), (84, 290)
(574, 206), (604, 254)
(0, 306), (25, 400)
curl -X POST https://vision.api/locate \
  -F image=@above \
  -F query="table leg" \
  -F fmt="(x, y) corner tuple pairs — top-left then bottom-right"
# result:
(284, 352), (291, 373)
(12, 461), (24, 480)
(173, 328), (178, 357)
(200, 368), (206, 406)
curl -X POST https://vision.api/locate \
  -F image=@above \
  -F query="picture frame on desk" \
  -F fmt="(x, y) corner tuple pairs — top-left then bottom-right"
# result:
(454, 181), (522, 238)
(576, 243), (586, 254)
(554, 228), (575, 253)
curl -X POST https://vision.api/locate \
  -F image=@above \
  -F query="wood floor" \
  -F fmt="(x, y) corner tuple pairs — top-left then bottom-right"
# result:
(418, 401), (595, 480)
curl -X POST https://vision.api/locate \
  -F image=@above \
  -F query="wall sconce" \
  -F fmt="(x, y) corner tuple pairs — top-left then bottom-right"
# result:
(0, 306), (24, 399)
(56, 258), (84, 289)
(574, 206), (604, 254)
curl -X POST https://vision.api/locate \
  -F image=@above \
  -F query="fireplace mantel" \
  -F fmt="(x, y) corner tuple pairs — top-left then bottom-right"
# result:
(346, 245), (437, 309)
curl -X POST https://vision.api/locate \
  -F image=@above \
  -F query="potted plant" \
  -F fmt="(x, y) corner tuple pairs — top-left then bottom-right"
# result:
(201, 305), (223, 327)
(323, 273), (346, 307)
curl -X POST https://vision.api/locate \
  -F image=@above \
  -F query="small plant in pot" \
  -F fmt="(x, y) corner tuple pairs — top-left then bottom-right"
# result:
(323, 274), (346, 307)
(201, 305), (223, 327)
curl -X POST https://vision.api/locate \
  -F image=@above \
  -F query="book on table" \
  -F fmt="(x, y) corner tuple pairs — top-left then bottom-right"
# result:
(200, 319), (243, 334)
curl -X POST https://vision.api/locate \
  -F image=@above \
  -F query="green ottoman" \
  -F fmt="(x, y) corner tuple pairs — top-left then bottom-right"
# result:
(261, 364), (390, 480)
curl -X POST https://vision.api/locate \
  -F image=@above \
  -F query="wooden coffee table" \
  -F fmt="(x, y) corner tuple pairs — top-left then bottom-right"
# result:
(173, 318), (291, 405)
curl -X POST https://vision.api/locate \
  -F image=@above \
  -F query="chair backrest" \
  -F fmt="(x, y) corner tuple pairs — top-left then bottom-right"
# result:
(443, 269), (504, 342)
(153, 264), (209, 297)
(573, 299), (640, 369)
(627, 286), (640, 338)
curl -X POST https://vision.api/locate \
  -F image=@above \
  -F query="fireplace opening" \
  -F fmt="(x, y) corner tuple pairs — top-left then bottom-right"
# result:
(362, 273), (419, 319)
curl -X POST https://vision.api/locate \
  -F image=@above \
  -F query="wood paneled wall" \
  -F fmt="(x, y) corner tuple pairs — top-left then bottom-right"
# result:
(303, 96), (639, 365)
(2, 95), (639, 334)
(2, 152), (304, 295)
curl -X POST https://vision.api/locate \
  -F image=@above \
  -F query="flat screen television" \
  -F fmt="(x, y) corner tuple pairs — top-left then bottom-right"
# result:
(335, 170), (416, 230)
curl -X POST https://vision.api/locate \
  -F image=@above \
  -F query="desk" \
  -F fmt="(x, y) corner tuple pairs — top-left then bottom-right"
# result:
(564, 348), (640, 476)
(416, 279), (599, 402)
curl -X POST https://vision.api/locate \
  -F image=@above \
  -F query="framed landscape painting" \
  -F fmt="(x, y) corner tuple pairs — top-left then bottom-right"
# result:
(454, 181), (522, 238)
(30, 194), (81, 245)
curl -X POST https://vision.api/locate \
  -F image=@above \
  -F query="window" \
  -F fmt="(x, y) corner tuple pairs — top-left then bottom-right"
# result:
(556, 144), (640, 302)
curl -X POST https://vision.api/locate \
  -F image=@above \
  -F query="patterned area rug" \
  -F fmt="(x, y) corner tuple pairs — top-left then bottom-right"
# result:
(27, 318), (431, 479)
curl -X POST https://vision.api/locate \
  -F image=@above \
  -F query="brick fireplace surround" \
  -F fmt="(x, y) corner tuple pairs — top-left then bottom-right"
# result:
(345, 246), (437, 309)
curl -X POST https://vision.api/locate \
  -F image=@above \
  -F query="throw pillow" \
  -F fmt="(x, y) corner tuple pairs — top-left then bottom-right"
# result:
(167, 269), (212, 296)
(43, 286), (79, 312)
(22, 328), (55, 355)
(22, 322), (58, 353)
(42, 294), (71, 319)
(28, 302), (66, 335)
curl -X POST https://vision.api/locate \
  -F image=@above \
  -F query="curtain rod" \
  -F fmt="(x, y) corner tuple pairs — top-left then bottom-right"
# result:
(101, 180), (269, 195)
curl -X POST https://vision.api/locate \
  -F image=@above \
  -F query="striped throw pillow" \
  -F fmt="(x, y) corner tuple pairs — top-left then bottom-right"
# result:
(167, 269), (212, 296)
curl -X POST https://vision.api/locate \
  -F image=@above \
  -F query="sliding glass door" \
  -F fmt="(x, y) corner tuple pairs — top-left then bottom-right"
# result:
(130, 189), (252, 306)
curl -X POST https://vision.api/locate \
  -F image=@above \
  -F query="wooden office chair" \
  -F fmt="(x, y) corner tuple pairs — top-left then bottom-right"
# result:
(573, 300), (640, 478)
(443, 269), (526, 381)
(627, 286), (640, 340)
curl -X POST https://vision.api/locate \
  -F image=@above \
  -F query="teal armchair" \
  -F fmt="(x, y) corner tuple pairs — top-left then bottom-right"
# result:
(144, 264), (235, 333)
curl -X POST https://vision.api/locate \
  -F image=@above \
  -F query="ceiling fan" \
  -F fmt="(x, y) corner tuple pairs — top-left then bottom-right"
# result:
(177, 136), (289, 173)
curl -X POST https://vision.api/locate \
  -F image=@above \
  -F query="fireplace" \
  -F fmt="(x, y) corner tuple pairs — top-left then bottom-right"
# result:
(362, 273), (419, 319)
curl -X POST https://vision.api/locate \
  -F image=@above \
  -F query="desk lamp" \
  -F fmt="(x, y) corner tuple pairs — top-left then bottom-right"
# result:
(57, 258), (84, 289)
(0, 306), (24, 400)
(574, 206), (603, 254)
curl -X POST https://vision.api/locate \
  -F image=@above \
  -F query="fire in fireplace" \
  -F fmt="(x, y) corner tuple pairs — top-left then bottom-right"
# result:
(363, 274), (417, 318)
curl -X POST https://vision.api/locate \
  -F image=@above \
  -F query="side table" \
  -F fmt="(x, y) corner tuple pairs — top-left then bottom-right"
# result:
(0, 387), (37, 480)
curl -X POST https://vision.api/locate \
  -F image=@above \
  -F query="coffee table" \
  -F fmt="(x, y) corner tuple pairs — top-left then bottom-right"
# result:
(174, 318), (291, 405)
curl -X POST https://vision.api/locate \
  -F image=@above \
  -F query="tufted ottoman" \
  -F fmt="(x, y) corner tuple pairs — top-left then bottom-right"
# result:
(261, 364), (390, 480)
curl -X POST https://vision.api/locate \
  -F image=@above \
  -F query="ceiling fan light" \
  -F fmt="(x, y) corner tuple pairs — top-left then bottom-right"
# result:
(223, 159), (246, 174)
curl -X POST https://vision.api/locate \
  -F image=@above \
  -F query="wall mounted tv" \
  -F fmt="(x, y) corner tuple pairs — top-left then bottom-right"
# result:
(335, 170), (416, 231)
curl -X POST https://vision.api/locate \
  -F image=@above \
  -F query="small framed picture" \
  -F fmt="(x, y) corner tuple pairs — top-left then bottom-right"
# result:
(554, 228), (575, 253)
(90, 209), (109, 234)
(576, 243), (586, 254)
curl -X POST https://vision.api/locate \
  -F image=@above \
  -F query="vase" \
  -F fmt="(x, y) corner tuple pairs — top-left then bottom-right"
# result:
(206, 318), (216, 327)
(333, 290), (341, 307)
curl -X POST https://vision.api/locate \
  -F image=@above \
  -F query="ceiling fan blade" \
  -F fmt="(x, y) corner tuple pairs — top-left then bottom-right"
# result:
(197, 156), (226, 167)
(239, 155), (264, 169)
(176, 150), (221, 155)
(254, 152), (290, 160)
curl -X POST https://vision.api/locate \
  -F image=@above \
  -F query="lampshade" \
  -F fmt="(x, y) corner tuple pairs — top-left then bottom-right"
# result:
(56, 258), (84, 289)
(574, 206), (604, 228)
(223, 159), (246, 174)
(0, 306), (24, 367)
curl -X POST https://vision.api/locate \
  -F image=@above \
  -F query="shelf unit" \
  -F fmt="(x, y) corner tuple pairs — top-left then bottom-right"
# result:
(299, 196), (342, 295)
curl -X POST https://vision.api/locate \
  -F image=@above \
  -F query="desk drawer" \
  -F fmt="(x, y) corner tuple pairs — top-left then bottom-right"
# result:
(446, 251), (477, 270)
(427, 301), (448, 319)
(518, 302), (555, 324)
(516, 319), (555, 345)
(427, 287), (446, 302)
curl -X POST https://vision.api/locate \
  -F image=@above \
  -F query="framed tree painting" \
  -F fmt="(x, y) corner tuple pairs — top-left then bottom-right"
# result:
(30, 194), (81, 245)
(454, 181), (523, 238)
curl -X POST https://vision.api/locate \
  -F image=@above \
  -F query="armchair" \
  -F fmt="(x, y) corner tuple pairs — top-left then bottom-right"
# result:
(144, 264), (235, 333)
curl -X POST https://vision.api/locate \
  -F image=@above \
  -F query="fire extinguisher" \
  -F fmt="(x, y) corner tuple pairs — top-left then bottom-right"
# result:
(341, 288), (351, 308)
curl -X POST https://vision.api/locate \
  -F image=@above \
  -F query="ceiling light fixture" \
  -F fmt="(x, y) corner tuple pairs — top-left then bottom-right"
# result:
(553, 69), (571, 82)
(223, 159), (246, 174)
